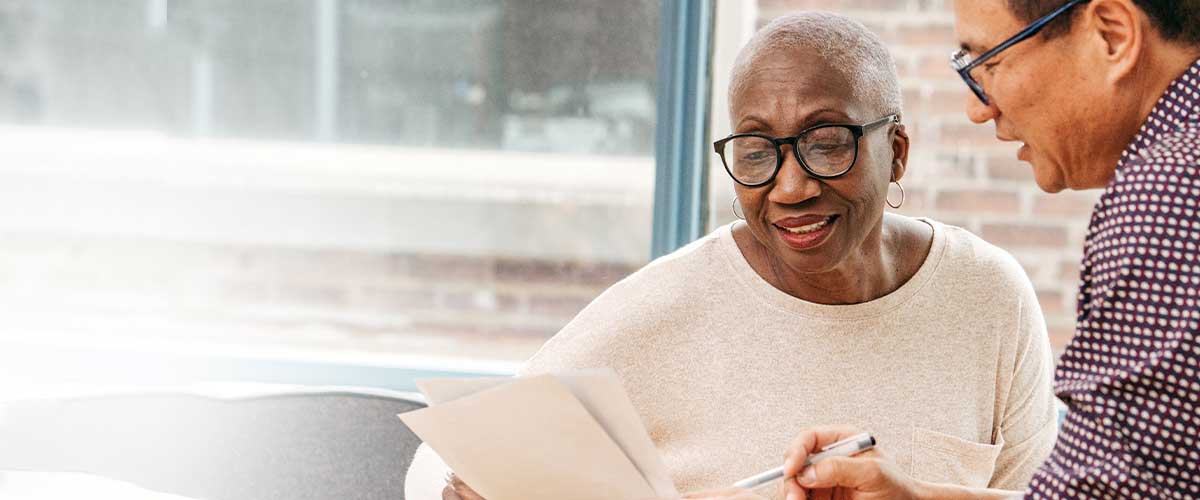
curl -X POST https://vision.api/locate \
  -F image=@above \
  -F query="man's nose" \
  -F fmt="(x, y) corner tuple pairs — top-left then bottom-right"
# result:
(965, 92), (999, 124)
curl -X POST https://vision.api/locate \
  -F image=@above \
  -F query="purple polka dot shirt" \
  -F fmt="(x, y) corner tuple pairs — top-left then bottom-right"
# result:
(1027, 59), (1200, 499)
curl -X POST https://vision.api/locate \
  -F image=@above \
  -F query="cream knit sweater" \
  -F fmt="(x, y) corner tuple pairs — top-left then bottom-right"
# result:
(405, 218), (1057, 499)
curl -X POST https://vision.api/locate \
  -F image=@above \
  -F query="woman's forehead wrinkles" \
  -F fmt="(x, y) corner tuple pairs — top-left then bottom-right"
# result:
(735, 107), (851, 134)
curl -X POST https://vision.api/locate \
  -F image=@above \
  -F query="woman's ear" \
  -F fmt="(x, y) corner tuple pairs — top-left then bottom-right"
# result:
(890, 123), (910, 182)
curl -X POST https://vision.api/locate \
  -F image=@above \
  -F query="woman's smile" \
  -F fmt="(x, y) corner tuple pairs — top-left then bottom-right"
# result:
(773, 214), (839, 250)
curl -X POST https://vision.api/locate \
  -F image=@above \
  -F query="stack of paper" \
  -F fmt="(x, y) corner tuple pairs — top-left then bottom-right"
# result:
(399, 369), (679, 500)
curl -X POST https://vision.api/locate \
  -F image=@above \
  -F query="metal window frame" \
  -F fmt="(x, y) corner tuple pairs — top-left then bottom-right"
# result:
(652, 0), (716, 259)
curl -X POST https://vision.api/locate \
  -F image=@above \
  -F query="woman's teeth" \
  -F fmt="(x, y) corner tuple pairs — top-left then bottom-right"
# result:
(782, 217), (832, 234)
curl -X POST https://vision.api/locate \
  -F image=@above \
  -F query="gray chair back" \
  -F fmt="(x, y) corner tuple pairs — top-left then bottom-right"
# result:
(0, 388), (427, 500)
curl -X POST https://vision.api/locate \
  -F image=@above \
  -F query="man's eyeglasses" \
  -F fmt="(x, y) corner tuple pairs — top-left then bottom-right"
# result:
(950, 0), (1090, 105)
(713, 114), (899, 187)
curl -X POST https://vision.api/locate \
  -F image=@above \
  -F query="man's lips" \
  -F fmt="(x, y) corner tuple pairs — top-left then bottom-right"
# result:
(996, 134), (1031, 161)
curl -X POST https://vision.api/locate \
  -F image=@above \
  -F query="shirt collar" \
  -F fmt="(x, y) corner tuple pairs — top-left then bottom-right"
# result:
(1117, 57), (1200, 171)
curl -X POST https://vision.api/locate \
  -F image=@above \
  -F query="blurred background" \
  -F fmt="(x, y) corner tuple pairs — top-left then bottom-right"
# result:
(0, 0), (1096, 495)
(0, 0), (1093, 366)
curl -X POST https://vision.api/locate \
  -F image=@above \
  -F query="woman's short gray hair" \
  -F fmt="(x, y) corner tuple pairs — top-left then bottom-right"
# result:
(729, 12), (903, 121)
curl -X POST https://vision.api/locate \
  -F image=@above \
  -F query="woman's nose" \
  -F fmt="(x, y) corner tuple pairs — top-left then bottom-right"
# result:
(768, 147), (822, 204)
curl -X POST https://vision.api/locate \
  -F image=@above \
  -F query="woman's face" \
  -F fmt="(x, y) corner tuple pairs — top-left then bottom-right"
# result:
(729, 48), (904, 275)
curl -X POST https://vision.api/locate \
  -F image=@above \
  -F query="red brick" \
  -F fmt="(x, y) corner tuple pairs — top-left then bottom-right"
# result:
(927, 0), (956, 12)
(935, 218), (974, 231)
(1048, 324), (1076, 354)
(935, 189), (1020, 213)
(409, 320), (559, 339)
(1012, 253), (1046, 282)
(407, 321), (486, 337)
(906, 89), (971, 115)
(527, 294), (595, 319)
(940, 121), (999, 145)
(495, 258), (637, 287)
(442, 289), (524, 313)
(1037, 289), (1066, 314)
(574, 262), (638, 287)
(1032, 191), (1101, 218)
(908, 151), (975, 180)
(395, 254), (494, 282)
(482, 324), (563, 339)
(914, 54), (964, 80)
(495, 259), (571, 284)
(894, 24), (957, 46)
(986, 155), (1035, 182)
(1060, 260), (1082, 283)
(980, 223), (1069, 248)
(760, 0), (914, 13)
(237, 248), (386, 283)
(357, 286), (438, 311)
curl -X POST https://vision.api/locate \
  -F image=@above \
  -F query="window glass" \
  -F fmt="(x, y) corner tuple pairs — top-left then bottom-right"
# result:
(0, 0), (659, 366)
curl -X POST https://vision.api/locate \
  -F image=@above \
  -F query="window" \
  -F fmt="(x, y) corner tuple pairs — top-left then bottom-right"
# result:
(0, 1), (662, 374)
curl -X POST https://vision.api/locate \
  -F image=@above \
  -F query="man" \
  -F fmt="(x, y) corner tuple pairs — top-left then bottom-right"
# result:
(779, 1), (1200, 499)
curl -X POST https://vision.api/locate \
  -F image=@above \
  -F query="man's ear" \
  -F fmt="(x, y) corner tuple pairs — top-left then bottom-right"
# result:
(890, 123), (910, 182)
(1084, 0), (1145, 84)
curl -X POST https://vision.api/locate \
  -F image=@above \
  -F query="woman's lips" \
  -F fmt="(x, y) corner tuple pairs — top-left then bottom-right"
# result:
(774, 215), (838, 250)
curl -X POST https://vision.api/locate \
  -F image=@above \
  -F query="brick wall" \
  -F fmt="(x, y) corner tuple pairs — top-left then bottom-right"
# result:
(751, 0), (1100, 352)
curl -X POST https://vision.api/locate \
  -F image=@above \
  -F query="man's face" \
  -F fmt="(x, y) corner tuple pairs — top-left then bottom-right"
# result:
(953, 1), (1116, 192)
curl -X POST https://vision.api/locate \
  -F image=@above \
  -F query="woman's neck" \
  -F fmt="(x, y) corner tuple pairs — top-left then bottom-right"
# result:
(735, 214), (930, 305)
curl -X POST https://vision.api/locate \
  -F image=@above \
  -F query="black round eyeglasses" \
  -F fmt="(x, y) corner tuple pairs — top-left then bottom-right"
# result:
(713, 114), (899, 187)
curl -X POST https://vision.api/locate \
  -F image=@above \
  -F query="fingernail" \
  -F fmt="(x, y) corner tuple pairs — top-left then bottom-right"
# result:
(783, 458), (794, 472)
(786, 493), (797, 500)
(799, 468), (816, 485)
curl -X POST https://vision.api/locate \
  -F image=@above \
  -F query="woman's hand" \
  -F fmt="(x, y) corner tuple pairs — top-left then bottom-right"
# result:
(441, 473), (486, 500)
(645, 488), (766, 500)
(781, 425), (921, 500)
(442, 474), (766, 500)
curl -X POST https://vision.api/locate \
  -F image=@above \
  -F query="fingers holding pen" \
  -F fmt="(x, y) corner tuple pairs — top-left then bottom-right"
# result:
(782, 425), (866, 477)
(780, 425), (872, 500)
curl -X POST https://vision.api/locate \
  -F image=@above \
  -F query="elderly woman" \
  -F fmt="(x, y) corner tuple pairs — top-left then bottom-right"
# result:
(407, 12), (1057, 500)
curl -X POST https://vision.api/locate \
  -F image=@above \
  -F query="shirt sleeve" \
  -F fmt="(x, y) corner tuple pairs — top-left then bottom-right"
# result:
(988, 276), (1059, 490)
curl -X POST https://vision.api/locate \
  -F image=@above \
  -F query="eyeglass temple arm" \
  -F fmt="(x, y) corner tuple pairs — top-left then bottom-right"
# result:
(960, 0), (1088, 73)
(863, 114), (900, 131)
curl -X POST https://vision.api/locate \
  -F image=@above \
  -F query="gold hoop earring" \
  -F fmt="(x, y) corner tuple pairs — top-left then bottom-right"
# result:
(886, 180), (905, 209)
(732, 198), (745, 220)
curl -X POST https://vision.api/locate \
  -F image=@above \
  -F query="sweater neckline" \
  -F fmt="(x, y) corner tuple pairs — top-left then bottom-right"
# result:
(716, 217), (947, 321)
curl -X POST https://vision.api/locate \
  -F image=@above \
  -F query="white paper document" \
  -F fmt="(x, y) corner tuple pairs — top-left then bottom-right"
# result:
(399, 369), (679, 500)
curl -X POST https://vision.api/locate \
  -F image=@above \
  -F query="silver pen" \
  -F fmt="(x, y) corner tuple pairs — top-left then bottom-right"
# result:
(732, 432), (876, 490)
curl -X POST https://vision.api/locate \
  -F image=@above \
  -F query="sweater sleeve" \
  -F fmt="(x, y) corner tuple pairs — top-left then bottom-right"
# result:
(401, 265), (656, 500)
(987, 275), (1059, 490)
(403, 443), (450, 500)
